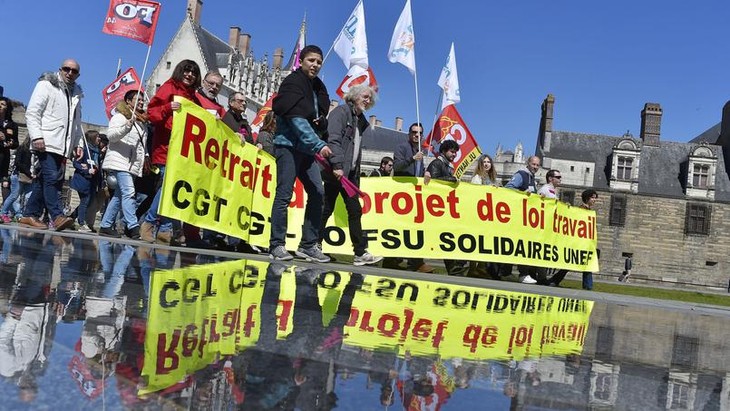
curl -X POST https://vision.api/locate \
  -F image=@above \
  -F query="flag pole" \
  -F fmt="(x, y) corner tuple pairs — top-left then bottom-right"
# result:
(131, 44), (153, 121)
(115, 58), (122, 77)
(425, 89), (444, 158)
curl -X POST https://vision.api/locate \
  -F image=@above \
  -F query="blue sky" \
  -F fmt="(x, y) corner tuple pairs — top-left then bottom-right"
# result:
(1, 0), (728, 155)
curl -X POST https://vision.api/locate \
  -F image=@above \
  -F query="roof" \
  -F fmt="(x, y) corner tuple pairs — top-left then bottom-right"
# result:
(689, 122), (720, 144)
(547, 130), (730, 201)
(361, 126), (407, 154)
(191, 22), (233, 72)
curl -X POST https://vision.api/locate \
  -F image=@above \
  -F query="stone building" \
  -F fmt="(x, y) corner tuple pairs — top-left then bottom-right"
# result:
(536, 94), (730, 289)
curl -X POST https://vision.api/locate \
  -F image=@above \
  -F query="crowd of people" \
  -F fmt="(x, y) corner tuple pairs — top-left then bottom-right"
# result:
(0, 50), (599, 282)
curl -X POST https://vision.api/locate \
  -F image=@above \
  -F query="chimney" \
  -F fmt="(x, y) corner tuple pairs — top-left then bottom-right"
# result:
(369, 115), (377, 126)
(395, 117), (403, 131)
(228, 27), (241, 50)
(640, 103), (662, 146)
(187, 0), (203, 24)
(538, 94), (555, 154)
(376, 119), (382, 127)
(239, 33), (251, 56)
(272, 48), (284, 69)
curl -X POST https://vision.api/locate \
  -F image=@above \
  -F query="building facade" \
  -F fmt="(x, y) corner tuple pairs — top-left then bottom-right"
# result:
(536, 94), (730, 289)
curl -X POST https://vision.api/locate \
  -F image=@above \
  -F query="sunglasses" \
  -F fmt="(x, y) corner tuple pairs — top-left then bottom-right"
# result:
(61, 66), (80, 75)
(553, 175), (562, 179)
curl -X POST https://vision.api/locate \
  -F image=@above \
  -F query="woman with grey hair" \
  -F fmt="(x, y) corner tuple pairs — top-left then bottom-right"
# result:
(319, 83), (382, 266)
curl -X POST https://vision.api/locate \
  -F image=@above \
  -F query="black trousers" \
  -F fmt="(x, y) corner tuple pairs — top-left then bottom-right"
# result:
(320, 174), (367, 256)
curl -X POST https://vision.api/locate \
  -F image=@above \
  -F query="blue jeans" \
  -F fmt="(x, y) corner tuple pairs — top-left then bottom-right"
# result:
(269, 146), (324, 249)
(98, 241), (135, 298)
(100, 171), (138, 230)
(24, 151), (65, 219)
(582, 272), (593, 290)
(143, 165), (174, 232)
(1, 174), (31, 216)
(76, 189), (91, 225)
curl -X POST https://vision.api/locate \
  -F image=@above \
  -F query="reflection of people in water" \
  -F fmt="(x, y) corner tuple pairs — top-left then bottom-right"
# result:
(0, 233), (59, 403)
(237, 264), (363, 410)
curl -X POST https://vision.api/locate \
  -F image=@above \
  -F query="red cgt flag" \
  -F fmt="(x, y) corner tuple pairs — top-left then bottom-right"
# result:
(250, 93), (276, 142)
(335, 66), (378, 99)
(425, 104), (482, 179)
(101, 67), (143, 119)
(102, 0), (161, 46)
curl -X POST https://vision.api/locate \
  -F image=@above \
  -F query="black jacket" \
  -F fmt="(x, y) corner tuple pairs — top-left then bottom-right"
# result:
(426, 156), (457, 182)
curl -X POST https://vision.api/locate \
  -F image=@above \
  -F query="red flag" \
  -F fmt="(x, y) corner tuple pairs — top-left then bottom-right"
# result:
(335, 66), (378, 99)
(102, 0), (161, 46)
(250, 93), (276, 142)
(425, 104), (482, 179)
(101, 67), (143, 119)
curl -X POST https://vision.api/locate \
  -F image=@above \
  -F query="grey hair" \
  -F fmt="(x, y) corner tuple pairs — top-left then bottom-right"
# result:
(344, 83), (378, 111)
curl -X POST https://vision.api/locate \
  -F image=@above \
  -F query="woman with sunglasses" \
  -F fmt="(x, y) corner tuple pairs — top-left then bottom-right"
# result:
(139, 59), (201, 244)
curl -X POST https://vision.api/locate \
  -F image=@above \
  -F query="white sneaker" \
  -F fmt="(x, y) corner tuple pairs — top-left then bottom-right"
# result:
(77, 224), (93, 233)
(520, 275), (537, 284)
(353, 252), (383, 266)
(295, 245), (330, 263)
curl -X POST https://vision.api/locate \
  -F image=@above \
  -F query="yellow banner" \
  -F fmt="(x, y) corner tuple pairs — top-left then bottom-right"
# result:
(162, 102), (597, 271)
(142, 260), (593, 394)
(160, 97), (276, 240)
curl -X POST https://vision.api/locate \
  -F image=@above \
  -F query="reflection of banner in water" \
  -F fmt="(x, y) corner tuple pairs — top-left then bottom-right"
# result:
(162, 102), (597, 271)
(142, 261), (593, 394)
(140, 259), (271, 394)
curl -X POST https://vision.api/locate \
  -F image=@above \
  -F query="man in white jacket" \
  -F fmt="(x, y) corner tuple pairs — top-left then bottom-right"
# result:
(19, 59), (83, 231)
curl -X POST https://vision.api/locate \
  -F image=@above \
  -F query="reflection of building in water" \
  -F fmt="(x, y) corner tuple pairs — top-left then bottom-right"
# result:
(589, 361), (619, 407)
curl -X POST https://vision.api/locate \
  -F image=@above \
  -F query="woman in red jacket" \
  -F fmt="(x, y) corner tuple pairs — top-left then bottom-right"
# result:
(139, 59), (201, 244)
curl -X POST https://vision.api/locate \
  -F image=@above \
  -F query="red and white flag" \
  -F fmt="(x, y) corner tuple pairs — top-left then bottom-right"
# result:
(101, 67), (143, 119)
(102, 0), (161, 46)
(335, 66), (378, 99)
(250, 93), (276, 141)
(425, 104), (482, 179)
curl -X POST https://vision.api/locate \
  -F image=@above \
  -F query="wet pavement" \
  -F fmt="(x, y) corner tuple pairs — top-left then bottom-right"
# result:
(0, 226), (729, 410)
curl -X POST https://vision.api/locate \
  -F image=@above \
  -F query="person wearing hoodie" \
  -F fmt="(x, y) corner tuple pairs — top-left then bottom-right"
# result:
(98, 90), (149, 240)
(19, 59), (83, 231)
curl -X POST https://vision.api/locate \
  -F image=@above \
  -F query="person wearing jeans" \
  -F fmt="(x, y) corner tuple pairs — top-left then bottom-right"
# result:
(98, 90), (148, 239)
(268, 45), (332, 262)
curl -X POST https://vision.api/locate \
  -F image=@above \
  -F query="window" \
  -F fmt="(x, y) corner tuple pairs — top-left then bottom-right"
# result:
(692, 164), (709, 187)
(685, 203), (711, 235)
(594, 374), (613, 401)
(609, 196), (626, 226)
(166, 61), (171, 69)
(616, 157), (633, 180)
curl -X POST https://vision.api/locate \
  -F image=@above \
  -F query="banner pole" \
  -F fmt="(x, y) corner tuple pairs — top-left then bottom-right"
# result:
(131, 44), (153, 121)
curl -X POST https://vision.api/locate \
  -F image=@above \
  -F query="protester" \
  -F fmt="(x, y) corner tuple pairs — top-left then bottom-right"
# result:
(256, 111), (276, 155)
(424, 139), (468, 276)
(20, 59), (82, 231)
(69, 130), (105, 232)
(538, 169), (561, 198)
(320, 83), (382, 266)
(468, 153), (502, 279)
(80, 132), (109, 231)
(0, 97), (19, 203)
(0, 138), (32, 222)
(369, 156), (393, 177)
(392, 122), (434, 273)
(222, 91), (253, 144)
(470, 153), (498, 186)
(139, 59), (201, 244)
(196, 71), (226, 119)
(268, 45), (332, 262)
(98, 90), (149, 240)
(580, 189), (599, 290)
(504, 155), (542, 284)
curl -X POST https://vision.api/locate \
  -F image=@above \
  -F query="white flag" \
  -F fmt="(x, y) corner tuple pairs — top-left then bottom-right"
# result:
(437, 42), (460, 109)
(388, 0), (416, 74)
(333, 0), (369, 70)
